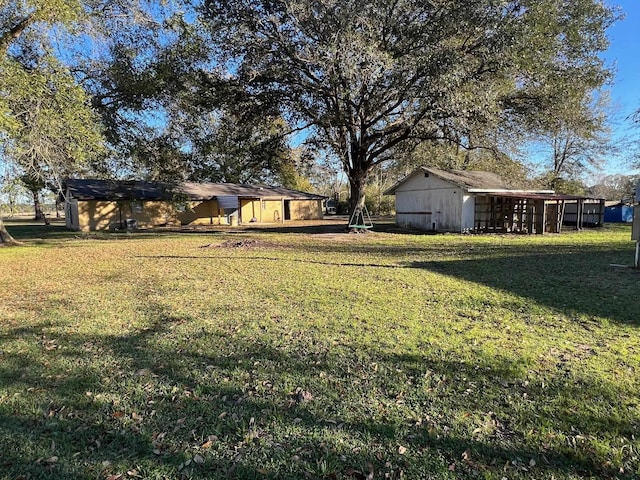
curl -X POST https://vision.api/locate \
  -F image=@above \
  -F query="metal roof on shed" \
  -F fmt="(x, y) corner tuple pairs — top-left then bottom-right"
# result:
(474, 191), (603, 201)
(384, 167), (518, 195)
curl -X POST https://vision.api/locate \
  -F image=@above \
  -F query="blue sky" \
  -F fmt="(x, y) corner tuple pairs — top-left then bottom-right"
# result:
(604, 1), (640, 120)
(600, 0), (640, 174)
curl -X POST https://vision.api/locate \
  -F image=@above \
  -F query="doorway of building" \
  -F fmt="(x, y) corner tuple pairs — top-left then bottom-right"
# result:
(284, 200), (291, 220)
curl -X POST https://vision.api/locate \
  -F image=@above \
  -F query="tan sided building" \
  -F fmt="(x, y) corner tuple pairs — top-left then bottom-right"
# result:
(64, 179), (326, 231)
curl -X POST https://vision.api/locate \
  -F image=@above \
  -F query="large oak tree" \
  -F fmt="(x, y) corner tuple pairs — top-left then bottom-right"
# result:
(202, 0), (617, 214)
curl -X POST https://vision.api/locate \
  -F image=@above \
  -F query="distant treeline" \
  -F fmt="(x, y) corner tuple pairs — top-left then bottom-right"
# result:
(0, 203), (58, 217)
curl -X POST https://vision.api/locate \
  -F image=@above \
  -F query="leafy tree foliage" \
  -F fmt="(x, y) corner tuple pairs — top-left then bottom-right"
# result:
(389, 134), (531, 187)
(183, 110), (293, 185)
(85, 10), (298, 185)
(587, 174), (640, 202)
(530, 91), (614, 190)
(201, 0), (617, 213)
(0, 0), (107, 242)
(2, 56), (105, 185)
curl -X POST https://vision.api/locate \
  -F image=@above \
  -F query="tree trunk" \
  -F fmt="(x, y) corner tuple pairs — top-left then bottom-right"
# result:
(32, 190), (50, 225)
(348, 175), (367, 215)
(0, 218), (21, 246)
(347, 170), (370, 231)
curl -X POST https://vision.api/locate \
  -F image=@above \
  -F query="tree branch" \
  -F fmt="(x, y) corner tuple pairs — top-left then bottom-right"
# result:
(0, 13), (38, 52)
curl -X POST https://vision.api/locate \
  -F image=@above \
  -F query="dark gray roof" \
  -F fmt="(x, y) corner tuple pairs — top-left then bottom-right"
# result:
(65, 178), (174, 201)
(65, 178), (326, 202)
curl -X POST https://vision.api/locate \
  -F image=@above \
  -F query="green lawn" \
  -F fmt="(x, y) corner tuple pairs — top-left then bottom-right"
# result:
(1, 221), (639, 479)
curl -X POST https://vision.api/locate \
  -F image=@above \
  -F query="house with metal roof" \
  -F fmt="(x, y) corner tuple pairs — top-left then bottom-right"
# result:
(64, 178), (326, 231)
(384, 167), (604, 234)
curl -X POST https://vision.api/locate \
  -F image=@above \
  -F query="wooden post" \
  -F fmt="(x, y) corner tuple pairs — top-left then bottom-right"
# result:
(598, 199), (605, 227)
(633, 206), (640, 268)
(576, 200), (584, 230)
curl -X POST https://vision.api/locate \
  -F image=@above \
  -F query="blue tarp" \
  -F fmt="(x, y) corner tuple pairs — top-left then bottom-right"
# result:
(604, 205), (633, 223)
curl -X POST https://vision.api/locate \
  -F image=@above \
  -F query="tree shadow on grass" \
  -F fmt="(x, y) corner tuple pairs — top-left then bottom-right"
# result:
(3, 305), (637, 479)
(142, 239), (639, 325)
(2, 219), (74, 242)
(406, 248), (639, 325)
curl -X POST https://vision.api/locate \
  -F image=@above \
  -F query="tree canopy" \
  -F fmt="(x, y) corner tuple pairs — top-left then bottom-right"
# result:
(201, 0), (617, 212)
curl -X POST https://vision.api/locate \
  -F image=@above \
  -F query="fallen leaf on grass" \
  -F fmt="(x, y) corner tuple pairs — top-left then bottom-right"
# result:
(292, 387), (313, 403)
(398, 445), (407, 455)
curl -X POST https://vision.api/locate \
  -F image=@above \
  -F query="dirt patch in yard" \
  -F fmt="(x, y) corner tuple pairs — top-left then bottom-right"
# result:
(201, 239), (275, 249)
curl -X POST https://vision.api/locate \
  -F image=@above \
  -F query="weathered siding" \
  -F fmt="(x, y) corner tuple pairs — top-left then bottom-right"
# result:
(66, 199), (80, 230)
(394, 171), (464, 231)
(289, 200), (323, 220)
(461, 195), (476, 231)
(72, 195), (323, 230)
(130, 201), (179, 228)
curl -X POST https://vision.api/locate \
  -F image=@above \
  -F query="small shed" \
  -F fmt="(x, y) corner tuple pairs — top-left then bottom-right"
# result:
(384, 167), (605, 234)
(64, 179), (326, 231)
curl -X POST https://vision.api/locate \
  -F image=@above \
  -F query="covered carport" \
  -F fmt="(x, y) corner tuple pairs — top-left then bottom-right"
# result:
(473, 192), (604, 234)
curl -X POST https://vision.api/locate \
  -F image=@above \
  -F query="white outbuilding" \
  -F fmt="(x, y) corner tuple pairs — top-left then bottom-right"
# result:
(384, 167), (604, 234)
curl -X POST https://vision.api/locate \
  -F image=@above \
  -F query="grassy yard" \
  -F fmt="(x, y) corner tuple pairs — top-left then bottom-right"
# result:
(1, 220), (639, 479)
